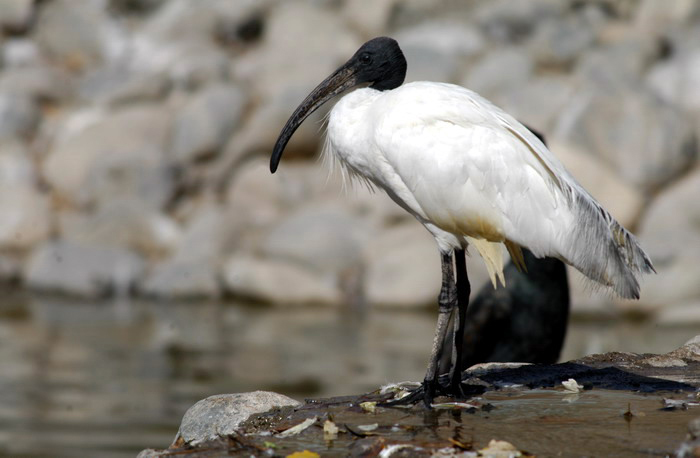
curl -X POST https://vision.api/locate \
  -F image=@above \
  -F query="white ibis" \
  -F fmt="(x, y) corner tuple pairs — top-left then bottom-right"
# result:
(270, 36), (655, 407)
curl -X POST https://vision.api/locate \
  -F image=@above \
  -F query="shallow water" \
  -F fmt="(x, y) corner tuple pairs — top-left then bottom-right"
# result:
(248, 389), (699, 457)
(0, 290), (697, 457)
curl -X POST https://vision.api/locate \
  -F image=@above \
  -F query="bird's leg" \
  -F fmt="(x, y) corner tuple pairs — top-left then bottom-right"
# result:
(378, 252), (457, 408)
(421, 252), (458, 406)
(448, 249), (470, 396)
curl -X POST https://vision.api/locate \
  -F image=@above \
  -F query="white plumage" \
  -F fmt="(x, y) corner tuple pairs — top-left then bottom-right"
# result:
(326, 82), (652, 298)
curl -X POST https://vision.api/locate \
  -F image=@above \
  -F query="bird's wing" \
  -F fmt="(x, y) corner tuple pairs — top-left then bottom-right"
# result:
(371, 82), (653, 298)
(372, 82), (574, 260)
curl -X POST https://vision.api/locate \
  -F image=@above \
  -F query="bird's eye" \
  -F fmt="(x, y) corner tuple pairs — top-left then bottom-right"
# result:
(360, 53), (372, 64)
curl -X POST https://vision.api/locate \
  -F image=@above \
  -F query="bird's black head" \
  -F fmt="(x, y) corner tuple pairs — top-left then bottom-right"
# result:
(270, 37), (407, 173)
(347, 37), (407, 91)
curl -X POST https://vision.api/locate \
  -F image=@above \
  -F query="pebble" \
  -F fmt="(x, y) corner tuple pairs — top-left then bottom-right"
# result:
(175, 392), (301, 446)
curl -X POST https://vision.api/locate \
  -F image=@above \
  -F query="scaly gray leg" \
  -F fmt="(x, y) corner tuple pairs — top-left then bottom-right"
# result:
(449, 248), (470, 395)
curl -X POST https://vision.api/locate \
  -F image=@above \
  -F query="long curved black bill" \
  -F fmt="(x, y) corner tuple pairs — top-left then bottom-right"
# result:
(270, 64), (358, 173)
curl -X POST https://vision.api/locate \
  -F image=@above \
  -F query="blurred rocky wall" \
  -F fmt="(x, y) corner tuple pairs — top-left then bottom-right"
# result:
(0, 0), (698, 321)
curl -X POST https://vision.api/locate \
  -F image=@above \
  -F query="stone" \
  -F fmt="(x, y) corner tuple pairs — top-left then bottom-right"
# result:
(224, 2), (358, 161)
(0, 186), (51, 250)
(462, 48), (534, 99)
(232, 2), (358, 98)
(1, 38), (42, 67)
(394, 21), (484, 83)
(59, 202), (182, 258)
(528, 15), (598, 66)
(0, 254), (21, 281)
(341, 0), (396, 37)
(488, 75), (577, 133)
(548, 138), (644, 228)
(141, 0), (261, 45)
(170, 84), (247, 163)
(141, 260), (220, 299)
(636, 256), (700, 310)
(0, 91), (39, 141)
(224, 157), (291, 229)
(260, 205), (367, 275)
(574, 36), (657, 91)
(553, 87), (697, 191)
(365, 223), (491, 308)
(175, 392), (301, 446)
(78, 64), (169, 105)
(474, 0), (566, 42)
(24, 240), (145, 298)
(222, 254), (341, 305)
(32, 0), (121, 70)
(0, 142), (51, 249)
(0, 65), (74, 103)
(638, 167), (700, 264)
(44, 104), (173, 209)
(635, 0), (700, 33)
(169, 198), (241, 266)
(646, 49), (700, 114)
(0, 0), (34, 32)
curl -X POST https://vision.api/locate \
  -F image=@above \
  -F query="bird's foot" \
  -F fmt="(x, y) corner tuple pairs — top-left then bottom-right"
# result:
(379, 375), (468, 408)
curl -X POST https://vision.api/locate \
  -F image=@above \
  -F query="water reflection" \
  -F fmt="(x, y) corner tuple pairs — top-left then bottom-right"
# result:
(0, 290), (697, 457)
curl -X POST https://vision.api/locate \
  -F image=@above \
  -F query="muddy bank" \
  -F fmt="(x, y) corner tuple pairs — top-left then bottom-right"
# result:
(140, 339), (700, 457)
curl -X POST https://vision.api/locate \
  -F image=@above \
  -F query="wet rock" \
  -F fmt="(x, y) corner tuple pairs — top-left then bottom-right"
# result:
(175, 392), (301, 446)
(24, 239), (145, 298)
(395, 21), (484, 83)
(142, 260), (220, 299)
(553, 87), (697, 191)
(44, 104), (173, 209)
(170, 84), (247, 164)
(222, 254), (341, 305)
(462, 47), (534, 99)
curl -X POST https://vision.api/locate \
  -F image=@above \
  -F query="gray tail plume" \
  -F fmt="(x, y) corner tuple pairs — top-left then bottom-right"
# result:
(567, 191), (655, 299)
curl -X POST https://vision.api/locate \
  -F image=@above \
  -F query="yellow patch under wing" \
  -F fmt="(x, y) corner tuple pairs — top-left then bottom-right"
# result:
(467, 237), (505, 288)
(505, 239), (528, 273)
